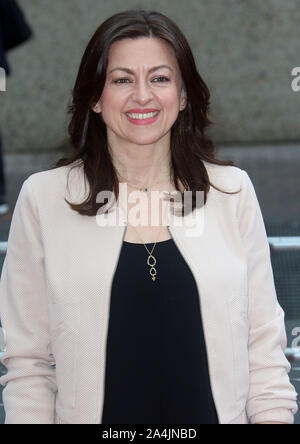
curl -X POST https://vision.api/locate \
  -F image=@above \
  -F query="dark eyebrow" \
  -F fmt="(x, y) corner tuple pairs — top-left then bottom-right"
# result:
(108, 65), (174, 75)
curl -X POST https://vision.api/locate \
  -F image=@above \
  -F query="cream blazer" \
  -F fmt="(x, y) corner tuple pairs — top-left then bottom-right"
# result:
(0, 159), (298, 424)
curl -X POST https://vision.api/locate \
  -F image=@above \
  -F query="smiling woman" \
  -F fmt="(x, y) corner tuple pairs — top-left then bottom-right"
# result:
(49, 9), (241, 219)
(0, 8), (297, 426)
(91, 36), (185, 142)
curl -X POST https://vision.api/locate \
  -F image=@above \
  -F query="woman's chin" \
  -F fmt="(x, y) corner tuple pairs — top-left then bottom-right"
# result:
(125, 132), (168, 146)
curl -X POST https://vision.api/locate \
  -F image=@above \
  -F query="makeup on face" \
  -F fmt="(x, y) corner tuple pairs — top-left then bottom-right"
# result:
(124, 109), (160, 125)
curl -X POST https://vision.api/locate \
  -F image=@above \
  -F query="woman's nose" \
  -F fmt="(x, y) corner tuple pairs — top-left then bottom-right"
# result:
(132, 79), (153, 103)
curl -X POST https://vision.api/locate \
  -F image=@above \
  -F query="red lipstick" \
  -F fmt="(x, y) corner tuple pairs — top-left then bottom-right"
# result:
(125, 109), (160, 125)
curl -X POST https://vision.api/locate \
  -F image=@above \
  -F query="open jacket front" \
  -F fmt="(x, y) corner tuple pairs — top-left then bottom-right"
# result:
(0, 159), (298, 424)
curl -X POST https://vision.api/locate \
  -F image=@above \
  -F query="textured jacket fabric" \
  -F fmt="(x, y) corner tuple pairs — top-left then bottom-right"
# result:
(0, 159), (298, 424)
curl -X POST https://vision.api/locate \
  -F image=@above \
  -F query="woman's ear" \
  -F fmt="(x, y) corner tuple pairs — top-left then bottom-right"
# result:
(180, 88), (187, 111)
(92, 101), (101, 113)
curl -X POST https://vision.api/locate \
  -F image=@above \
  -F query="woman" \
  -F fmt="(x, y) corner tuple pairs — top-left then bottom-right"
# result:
(0, 9), (298, 424)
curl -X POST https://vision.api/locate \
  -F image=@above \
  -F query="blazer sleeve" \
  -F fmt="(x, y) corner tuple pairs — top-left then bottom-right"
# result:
(0, 178), (57, 424)
(236, 169), (298, 424)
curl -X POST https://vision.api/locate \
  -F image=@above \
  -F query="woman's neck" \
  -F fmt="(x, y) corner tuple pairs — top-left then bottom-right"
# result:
(109, 140), (173, 187)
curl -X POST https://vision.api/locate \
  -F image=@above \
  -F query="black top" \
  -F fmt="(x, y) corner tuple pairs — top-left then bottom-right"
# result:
(101, 238), (219, 424)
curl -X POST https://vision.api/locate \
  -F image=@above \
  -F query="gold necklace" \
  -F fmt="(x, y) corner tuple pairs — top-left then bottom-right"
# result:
(120, 185), (171, 282)
(130, 220), (164, 282)
(118, 171), (172, 192)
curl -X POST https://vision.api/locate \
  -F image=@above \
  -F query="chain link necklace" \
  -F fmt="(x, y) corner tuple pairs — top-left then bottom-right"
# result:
(118, 171), (171, 192)
(127, 214), (165, 282)
(118, 172), (172, 282)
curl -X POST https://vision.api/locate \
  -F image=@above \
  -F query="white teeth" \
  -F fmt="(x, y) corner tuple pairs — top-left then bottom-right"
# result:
(126, 111), (159, 119)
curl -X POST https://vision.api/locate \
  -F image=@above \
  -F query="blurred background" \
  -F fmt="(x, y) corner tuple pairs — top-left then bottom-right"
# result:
(0, 0), (299, 424)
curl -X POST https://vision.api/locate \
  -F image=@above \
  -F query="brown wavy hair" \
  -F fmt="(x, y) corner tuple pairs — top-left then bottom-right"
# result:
(50, 9), (240, 216)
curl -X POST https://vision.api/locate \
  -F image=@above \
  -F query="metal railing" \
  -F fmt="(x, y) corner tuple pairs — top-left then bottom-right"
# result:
(268, 237), (300, 251)
(285, 348), (300, 363)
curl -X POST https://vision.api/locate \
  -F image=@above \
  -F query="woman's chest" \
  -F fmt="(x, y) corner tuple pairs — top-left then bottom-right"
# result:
(123, 224), (172, 243)
(119, 189), (174, 244)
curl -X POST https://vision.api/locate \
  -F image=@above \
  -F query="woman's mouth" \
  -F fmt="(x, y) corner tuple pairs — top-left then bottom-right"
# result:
(125, 111), (160, 125)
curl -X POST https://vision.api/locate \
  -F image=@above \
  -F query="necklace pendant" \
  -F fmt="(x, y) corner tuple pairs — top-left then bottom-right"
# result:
(149, 265), (157, 281)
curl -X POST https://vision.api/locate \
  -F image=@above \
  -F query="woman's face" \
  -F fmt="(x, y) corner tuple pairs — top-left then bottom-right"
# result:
(92, 37), (186, 146)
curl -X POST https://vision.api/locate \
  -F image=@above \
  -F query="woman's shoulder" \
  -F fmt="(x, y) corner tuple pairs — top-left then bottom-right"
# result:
(202, 160), (243, 191)
(24, 159), (87, 203)
(27, 159), (83, 183)
(25, 159), (84, 189)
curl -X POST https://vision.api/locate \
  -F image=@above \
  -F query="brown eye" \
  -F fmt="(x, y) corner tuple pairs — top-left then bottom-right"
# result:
(114, 78), (130, 84)
(113, 76), (170, 84)
(153, 76), (170, 82)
